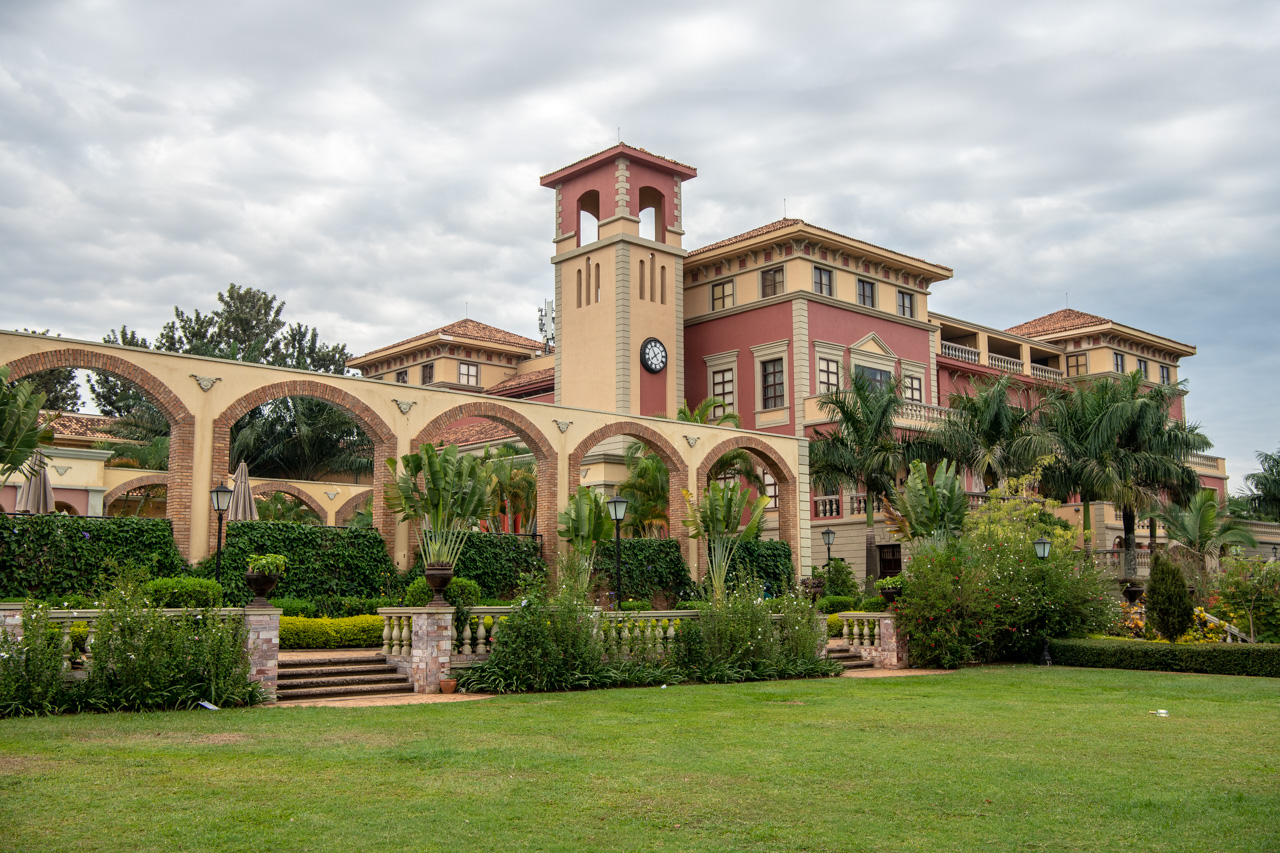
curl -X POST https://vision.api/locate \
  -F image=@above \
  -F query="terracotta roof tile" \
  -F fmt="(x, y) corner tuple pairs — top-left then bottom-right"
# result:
(486, 367), (554, 397)
(1005, 309), (1111, 337)
(539, 143), (696, 184)
(687, 218), (952, 272)
(44, 411), (118, 441)
(354, 319), (545, 362)
(432, 419), (517, 449)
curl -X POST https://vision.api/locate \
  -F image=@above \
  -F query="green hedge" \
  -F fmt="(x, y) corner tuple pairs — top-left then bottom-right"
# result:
(186, 522), (405, 606)
(1048, 638), (1280, 678)
(728, 539), (794, 594)
(0, 515), (186, 600)
(593, 538), (693, 602)
(141, 578), (223, 608)
(452, 534), (545, 598)
(279, 615), (385, 649)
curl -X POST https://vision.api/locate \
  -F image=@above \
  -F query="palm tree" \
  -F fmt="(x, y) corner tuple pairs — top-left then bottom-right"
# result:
(97, 435), (171, 516)
(1039, 379), (1121, 552)
(912, 373), (1055, 491)
(1088, 373), (1211, 578)
(1145, 489), (1258, 600)
(481, 444), (538, 534)
(255, 491), (322, 524)
(231, 396), (373, 482)
(1242, 447), (1280, 521)
(0, 365), (53, 492)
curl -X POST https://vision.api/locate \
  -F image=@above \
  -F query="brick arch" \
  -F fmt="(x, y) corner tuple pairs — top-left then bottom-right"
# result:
(211, 381), (397, 555)
(5, 347), (197, 559)
(249, 481), (328, 522)
(414, 401), (558, 563)
(696, 435), (799, 579)
(334, 488), (376, 526)
(568, 422), (690, 560)
(104, 473), (170, 509)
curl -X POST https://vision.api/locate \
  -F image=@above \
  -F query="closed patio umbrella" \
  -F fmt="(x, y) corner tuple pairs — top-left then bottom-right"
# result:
(16, 450), (55, 514)
(227, 461), (258, 521)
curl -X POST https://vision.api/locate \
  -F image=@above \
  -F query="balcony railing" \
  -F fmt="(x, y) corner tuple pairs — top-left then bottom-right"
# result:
(1030, 364), (1064, 381)
(940, 341), (980, 364)
(813, 496), (842, 518)
(988, 353), (1024, 374)
(898, 401), (950, 425)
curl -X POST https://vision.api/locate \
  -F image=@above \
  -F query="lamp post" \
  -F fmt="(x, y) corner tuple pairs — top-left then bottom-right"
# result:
(821, 528), (835, 566)
(1033, 537), (1052, 561)
(211, 484), (233, 585)
(1273, 545), (1277, 561)
(606, 496), (628, 610)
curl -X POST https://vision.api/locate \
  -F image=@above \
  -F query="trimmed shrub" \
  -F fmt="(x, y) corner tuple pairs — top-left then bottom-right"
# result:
(1048, 638), (1280, 678)
(187, 522), (405, 606)
(860, 595), (889, 612)
(816, 595), (858, 615)
(0, 515), (186, 600)
(728, 539), (794, 594)
(311, 595), (395, 618)
(279, 615), (385, 649)
(1147, 551), (1194, 642)
(272, 597), (317, 618)
(452, 534), (546, 599)
(592, 538), (693, 602)
(142, 577), (223, 608)
(619, 600), (652, 612)
(404, 578), (435, 607)
(444, 577), (483, 609)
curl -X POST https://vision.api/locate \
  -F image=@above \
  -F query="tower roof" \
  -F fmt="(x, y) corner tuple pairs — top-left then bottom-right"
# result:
(539, 143), (697, 187)
(1005, 308), (1111, 337)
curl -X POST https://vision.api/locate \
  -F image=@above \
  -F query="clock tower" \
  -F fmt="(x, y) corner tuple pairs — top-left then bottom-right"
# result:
(541, 144), (695, 417)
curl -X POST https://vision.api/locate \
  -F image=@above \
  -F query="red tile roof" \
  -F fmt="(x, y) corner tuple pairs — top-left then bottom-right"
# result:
(354, 319), (545, 363)
(432, 419), (517, 449)
(539, 143), (697, 185)
(44, 411), (118, 441)
(486, 367), (554, 397)
(1005, 309), (1111, 338)
(687, 218), (952, 272)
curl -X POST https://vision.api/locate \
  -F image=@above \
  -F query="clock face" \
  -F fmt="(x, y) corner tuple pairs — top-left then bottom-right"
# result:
(640, 337), (668, 374)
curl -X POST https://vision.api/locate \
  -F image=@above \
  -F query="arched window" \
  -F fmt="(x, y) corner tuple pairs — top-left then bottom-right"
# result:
(594, 264), (601, 303)
(638, 186), (665, 244)
(660, 265), (667, 305)
(650, 254), (656, 302)
(639, 260), (646, 301)
(577, 190), (600, 246)
(576, 269), (583, 308)
(584, 258), (592, 305)
(639, 206), (656, 241)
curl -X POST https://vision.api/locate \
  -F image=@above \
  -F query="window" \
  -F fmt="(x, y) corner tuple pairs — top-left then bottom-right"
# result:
(761, 358), (785, 409)
(761, 470), (779, 510)
(1136, 358), (1148, 379)
(1113, 352), (1125, 374)
(459, 362), (479, 386)
(896, 290), (915, 318)
(1067, 353), (1087, 376)
(813, 267), (832, 296)
(855, 365), (892, 389)
(1160, 365), (1171, 385)
(761, 267), (784, 297)
(903, 375), (923, 402)
(817, 357), (840, 394)
(395, 370), (408, 384)
(711, 368), (735, 418)
(711, 279), (735, 311)
(857, 279), (876, 308)
(421, 363), (434, 384)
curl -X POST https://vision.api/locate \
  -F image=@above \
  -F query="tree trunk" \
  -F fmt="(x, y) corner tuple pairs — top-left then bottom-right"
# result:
(1122, 505), (1138, 579)
(1149, 517), (1157, 549)
(865, 490), (878, 594)
(1081, 499), (1093, 554)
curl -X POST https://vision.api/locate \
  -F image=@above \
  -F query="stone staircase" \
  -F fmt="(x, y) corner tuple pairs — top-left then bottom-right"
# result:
(275, 653), (414, 703)
(826, 648), (875, 672)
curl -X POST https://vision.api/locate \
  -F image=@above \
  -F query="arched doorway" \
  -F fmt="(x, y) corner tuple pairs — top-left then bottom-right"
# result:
(696, 435), (800, 580)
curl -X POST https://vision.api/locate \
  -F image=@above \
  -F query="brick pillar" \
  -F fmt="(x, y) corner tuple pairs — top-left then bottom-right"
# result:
(877, 614), (908, 670)
(244, 606), (281, 701)
(0, 604), (23, 642)
(409, 607), (453, 693)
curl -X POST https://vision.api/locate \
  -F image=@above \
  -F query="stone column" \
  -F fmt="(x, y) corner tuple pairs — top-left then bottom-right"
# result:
(244, 606), (281, 701)
(409, 607), (454, 693)
(0, 603), (23, 642)
(877, 614), (908, 670)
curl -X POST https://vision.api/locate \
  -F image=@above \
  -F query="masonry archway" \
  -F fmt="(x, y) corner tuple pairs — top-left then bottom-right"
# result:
(105, 473), (170, 517)
(249, 480), (328, 523)
(696, 435), (800, 579)
(212, 381), (397, 553)
(334, 489), (376, 527)
(5, 348), (196, 557)
(415, 401), (558, 563)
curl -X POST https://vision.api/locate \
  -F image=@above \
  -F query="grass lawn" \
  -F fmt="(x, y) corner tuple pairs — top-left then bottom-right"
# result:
(2, 666), (1278, 852)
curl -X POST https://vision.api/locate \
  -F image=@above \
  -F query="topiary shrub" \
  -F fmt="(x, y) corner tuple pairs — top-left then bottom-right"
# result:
(404, 578), (435, 607)
(278, 615), (384, 649)
(1048, 637), (1280, 678)
(444, 577), (483, 609)
(815, 595), (858, 614)
(272, 597), (317, 618)
(142, 577), (223, 608)
(1147, 551), (1194, 642)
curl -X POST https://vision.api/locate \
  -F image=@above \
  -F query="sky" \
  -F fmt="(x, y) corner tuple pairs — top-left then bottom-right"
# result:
(2, 0), (1277, 487)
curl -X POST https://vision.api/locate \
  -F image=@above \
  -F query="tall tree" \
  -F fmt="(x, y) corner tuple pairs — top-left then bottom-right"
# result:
(1144, 489), (1257, 600)
(1040, 378), (1122, 551)
(89, 326), (151, 416)
(14, 330), (80, 412)
(0, 365), (53, 492)
(231, 397), (373, 482)
(1242, 447), (1280, 522)
(912, 373), (1054, 491)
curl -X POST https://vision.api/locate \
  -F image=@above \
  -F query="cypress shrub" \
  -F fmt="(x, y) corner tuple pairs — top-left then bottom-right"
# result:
(1147, 551), (1194, 641)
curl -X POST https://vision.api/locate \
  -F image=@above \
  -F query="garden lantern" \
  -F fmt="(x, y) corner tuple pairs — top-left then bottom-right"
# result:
(606, 495), (628, 609)
(211, 484), (234, 584)
(1033, 537), (1052, 560)
(821, 527), (835, 565)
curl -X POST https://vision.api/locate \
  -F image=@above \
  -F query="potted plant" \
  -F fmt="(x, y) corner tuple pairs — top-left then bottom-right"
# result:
(874, 574), (904, 604)
(245, 554), (286, 605)
(384, 443), (492, 605)
(438, 674), (458, 694)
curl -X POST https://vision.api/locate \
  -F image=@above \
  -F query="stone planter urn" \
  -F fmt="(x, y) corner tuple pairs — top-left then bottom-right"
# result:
(878, 586), (901, 605)
(244, 572), (280, 606)
(422, 563), (454, 606)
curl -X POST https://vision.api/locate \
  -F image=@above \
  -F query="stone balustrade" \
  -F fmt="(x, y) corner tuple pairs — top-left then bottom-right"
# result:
(1030, 364), (1064, 381)
(833, 611), (906, 668)
(988, 353), (1024, 374)
(898, 401), (950, 425)
(813, 495), (842, 518)
(940, 341), (980, 364)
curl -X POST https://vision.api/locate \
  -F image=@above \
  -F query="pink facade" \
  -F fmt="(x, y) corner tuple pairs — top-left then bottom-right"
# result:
(685, 301), (795, 433)
(807, 303), (933, 400)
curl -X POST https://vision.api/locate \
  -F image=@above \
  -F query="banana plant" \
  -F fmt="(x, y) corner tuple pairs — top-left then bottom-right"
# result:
(0, 365), (53, 492)
(682, 481), (770, 603)
(883, 459), (968, 554)
(384, 443), (493, 568)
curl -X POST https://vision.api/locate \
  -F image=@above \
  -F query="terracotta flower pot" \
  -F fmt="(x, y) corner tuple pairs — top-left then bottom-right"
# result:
(439, 678), (457, 694)
(244, 572), (280, 606)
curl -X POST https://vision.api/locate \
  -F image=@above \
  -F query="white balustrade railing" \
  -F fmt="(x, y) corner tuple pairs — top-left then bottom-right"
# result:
(988, 353), (1024, 374)
(898, 401), (950, 425)
(940, 341), (980, 364)
(1030, 364), (1064, 381)
(834, 612), (887, 650)
(813, 495), (842, 518)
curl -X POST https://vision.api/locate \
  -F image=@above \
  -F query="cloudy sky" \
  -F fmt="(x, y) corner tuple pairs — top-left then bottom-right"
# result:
(2, 0), (1276, 486)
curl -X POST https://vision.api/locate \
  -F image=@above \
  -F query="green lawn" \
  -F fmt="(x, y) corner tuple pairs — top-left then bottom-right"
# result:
(2, 667), (1278, 852)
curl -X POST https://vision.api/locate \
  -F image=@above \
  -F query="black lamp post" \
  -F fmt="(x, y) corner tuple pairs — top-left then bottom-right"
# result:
(211, 484), (233, 584)
(1273, 545), (1277, 561)
(606, 496), (628, 610)
(1033, 537), (1052, 561)
(821, 528), (835, 565)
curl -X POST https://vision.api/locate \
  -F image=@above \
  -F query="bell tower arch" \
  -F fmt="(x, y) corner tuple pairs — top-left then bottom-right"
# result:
(541, 144), (696, 417)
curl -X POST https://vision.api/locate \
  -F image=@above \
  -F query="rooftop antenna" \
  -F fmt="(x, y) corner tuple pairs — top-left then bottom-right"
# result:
(465, 301), (469, 319)
(618, 127), (621, 142)
(783, 198), (787, 218)
(1065, 292), (1069, 309)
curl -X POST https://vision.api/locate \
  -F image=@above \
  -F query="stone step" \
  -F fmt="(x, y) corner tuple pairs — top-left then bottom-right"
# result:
(279, 654), (385, 669)
(275, 681), (415, 701)
(277, 673), (410, 690)
(278, 664), (399, 679)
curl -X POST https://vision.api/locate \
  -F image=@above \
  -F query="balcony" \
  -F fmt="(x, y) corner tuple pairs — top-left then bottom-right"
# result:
(1030, 364), (1064, 381)
(933, 313), (1065, 382)
(1188, 453), (1227, 477)
(813, 495), (842, 518)
(988, 353), (1024, 374)
(940, 341), (980, 364)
